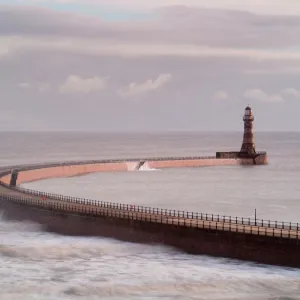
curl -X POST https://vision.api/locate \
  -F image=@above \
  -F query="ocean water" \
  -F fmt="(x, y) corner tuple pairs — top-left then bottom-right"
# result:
(0, 131), (300, 300)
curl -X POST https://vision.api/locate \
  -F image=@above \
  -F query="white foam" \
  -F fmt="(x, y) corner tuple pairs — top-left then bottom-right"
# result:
(138, 162), (160, 172)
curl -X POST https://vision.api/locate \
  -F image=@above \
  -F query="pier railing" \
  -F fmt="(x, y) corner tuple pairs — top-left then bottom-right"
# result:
(9, 185), (300, 232)
(1, 194), (299, 240)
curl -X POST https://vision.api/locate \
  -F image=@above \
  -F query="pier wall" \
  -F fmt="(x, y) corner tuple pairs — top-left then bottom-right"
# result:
(147, 158), (239, 169)
(1, 197), (299, 268)
(16, 162), (128, 184)
(0, 156), (266, 186)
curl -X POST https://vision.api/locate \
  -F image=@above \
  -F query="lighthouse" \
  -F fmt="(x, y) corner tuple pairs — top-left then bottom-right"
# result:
(216, 105), (266, 163)
(240, 105), (256, 154)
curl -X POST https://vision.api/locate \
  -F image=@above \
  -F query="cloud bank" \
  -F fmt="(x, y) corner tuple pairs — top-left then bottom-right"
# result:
(1, 4), (300, 131)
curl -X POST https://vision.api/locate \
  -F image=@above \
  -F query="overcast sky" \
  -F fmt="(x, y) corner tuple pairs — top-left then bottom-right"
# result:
(1, 1), (300, 132)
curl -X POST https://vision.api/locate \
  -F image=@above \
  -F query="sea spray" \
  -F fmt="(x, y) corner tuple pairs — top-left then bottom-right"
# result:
(138, 162), (160, 172)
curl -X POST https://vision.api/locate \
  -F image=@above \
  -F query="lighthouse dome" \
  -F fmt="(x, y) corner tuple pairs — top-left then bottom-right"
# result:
(244, 105), (253, 117)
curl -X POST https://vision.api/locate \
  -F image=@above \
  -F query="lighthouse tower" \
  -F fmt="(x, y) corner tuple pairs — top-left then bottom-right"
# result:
(240, 105), (256, 154)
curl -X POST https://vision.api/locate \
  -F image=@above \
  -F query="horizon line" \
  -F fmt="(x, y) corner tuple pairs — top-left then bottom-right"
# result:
(0, 130), (299, 134)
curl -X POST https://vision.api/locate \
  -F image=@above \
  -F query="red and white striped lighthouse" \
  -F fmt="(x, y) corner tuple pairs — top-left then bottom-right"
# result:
(240, 105), (256, 154)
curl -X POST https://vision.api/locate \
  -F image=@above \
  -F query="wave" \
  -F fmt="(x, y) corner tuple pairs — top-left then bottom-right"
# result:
(2, 279), (300, 299)
(138, 162), (160, 172)
(0, 214), (43, 234)
(62, 278), (300, 298)
(0, 240), (178, 261)
(126, 161), (160, 171)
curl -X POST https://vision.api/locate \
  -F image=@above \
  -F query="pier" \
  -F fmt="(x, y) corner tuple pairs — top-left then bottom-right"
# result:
(0, 157), (299, 269)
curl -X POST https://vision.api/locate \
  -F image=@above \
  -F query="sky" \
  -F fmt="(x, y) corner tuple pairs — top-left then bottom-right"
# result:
(1, 0), (300, 132)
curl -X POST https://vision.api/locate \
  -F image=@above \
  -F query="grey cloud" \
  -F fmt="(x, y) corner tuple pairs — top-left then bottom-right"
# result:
(244, 67), (300, 75)
(213, 91), (229, 101)
(243, 87), (300, 103)
(16, 81), (51, 92)
(1, 5), (300, 49)
(17, 82), (30, 89)
(1, 5), (300, 131)
(281, 88), (300, 98)
(0, 6), (156, 41)
(243, 89), (284, 103)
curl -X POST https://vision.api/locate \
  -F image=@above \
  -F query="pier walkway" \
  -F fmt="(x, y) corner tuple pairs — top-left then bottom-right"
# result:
(0, 181), (299, 240)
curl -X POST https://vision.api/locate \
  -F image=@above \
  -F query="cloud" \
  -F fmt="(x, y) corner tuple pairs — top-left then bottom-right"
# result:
(0, 46), (9, 58)
(1, 5), (300, 132)
(16, 81), (51, 92)
(244, 67), (300, 75)
(213, 90), (228, 100)
(2, 6), (300, 61)
(38, 82), (51, 92)
(3, 35), (300, 62)
(282, 88), (300, 98)
(4, 0), (300, 16)
(59, 75), (108, 94)
(119, 73), (172, 97)
(243, 89), (284, 103)
(17, 82), (30, 89)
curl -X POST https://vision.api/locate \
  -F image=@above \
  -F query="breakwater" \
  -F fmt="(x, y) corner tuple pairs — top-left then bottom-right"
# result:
(1, 155), (300, 269)
(0, 154), (267, 185)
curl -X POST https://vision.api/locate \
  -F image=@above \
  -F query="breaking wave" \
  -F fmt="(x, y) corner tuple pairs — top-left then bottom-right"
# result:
(138, 162), (160, 172)
(0, 212), (299, 300)
(0, 212), (43, 233)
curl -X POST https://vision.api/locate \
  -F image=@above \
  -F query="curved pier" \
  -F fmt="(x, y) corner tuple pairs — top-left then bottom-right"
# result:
(0, 157), (299, 269)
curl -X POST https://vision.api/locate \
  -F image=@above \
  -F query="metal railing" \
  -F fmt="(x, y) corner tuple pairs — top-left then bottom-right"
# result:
(0, 194), (298, 240)
(4, 184), (299, 232)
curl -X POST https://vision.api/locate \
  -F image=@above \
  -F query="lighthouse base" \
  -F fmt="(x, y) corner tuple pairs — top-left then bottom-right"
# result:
(216, 151), (268, 165)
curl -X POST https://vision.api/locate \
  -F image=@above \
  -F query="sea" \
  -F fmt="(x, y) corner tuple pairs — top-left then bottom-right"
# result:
(0, 131), (300, 300)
